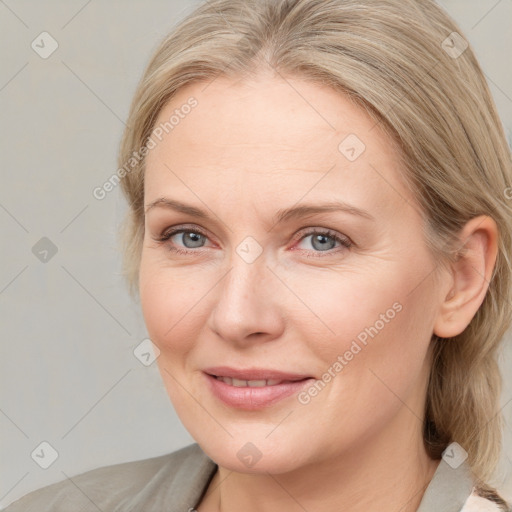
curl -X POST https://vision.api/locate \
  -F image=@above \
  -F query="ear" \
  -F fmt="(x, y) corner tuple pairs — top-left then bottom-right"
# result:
(433, 215), (498, 338)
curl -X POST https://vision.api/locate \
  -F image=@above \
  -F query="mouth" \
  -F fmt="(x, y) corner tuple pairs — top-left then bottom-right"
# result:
(211, 375), (306, 387)
(203, 366), (315, 409)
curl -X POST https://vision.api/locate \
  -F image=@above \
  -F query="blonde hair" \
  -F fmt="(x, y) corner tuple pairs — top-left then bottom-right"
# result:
(118, 0), (512, 485)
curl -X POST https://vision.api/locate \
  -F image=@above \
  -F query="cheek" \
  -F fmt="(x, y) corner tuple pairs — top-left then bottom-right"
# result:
(139, 257), (206, 356)
(284, 267), (410, 357)
(296, 264), (436, 396)
(290, 273), (435, 452)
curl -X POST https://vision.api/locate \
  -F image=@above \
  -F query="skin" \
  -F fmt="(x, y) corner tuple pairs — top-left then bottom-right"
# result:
(139, 71), (498, 512)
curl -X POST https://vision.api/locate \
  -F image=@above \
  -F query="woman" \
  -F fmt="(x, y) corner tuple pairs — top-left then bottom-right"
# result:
(4, 0), (511, 511)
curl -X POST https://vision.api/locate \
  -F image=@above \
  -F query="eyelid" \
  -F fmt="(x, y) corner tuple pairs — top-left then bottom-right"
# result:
(156, 224), (212, 243)
(154, 223), (352, 255)
(289, 227), (353, 258)
(291, 226), (352, 246)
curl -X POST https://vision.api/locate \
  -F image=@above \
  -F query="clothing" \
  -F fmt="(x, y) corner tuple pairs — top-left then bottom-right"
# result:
(1, 443), (507, 511)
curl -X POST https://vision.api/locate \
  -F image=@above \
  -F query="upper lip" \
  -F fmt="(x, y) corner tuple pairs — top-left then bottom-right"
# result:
(204, 366), (312, 381)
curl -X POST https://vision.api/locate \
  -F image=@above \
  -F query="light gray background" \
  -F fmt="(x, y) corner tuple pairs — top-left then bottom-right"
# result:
(1, 0), (511, 508)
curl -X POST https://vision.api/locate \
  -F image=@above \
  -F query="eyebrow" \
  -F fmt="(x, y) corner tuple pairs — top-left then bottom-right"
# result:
(144, 197), (375, 224)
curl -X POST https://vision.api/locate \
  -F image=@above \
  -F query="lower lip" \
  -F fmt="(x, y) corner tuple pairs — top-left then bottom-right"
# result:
(204, 373), (314, 410)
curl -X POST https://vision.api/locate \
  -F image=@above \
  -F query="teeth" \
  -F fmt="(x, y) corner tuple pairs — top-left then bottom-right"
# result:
(247, 380), (267, 387)
(215, 376), (284, 387)
(220, 376), (232, 386)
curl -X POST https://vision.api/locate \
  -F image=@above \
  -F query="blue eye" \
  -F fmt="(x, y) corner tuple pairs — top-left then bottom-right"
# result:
(157, 227), (210, 254)
(171, 231), (206, 249)
(294, 229), (352, 257)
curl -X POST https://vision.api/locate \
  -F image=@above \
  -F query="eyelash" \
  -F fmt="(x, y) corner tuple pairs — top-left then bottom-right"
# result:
(155, 225), (353, 258)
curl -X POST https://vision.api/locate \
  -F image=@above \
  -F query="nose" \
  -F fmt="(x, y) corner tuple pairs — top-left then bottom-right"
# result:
(207, 253), (285, 347)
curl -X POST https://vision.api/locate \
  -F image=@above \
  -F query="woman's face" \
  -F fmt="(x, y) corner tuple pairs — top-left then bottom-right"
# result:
(139, 73), (448, 473)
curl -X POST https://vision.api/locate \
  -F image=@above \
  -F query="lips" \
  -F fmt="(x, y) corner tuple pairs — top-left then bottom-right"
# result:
(203, 366), (314, 409)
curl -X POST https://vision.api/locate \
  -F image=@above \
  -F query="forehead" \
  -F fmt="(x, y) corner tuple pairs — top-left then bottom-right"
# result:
(144, 74), (413, 217)
(151, 74), (383, 153)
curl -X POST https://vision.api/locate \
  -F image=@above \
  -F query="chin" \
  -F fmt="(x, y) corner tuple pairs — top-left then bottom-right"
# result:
(192, 432), (313, 474)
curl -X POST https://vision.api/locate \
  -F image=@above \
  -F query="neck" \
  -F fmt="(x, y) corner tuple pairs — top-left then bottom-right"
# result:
(198, 409), (440, 512)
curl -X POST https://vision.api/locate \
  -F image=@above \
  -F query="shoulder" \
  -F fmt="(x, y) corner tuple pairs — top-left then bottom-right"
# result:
(1, 443), (216, 512)
(461, 486), (511, 512)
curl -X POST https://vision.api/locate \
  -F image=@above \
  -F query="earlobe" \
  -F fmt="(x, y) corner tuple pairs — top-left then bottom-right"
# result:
(433, 215), (498, 339)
